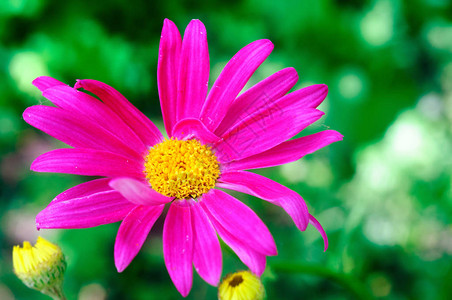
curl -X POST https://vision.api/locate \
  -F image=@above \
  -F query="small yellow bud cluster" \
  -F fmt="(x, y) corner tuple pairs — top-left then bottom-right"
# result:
(145, 138), (220, 199)
(218, 270), (265, 300)
(13, 236), (67, 300)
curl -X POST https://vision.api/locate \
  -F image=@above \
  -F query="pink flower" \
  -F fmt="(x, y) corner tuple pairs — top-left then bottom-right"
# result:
(24, 19), (342, 297)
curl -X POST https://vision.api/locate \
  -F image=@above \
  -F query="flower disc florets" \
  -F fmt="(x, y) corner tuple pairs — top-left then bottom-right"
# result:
(145, 138), (220, 199)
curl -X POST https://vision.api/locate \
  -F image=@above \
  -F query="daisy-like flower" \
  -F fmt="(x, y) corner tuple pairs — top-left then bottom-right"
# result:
(24, 19), (342, 297)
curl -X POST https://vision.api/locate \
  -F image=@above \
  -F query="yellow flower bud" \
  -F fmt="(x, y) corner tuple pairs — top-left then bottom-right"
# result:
(13, 236), (67, 300)
(218, 270), (265, 300)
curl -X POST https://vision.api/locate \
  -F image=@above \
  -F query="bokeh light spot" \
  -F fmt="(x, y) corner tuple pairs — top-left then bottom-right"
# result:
(360, 0), (394, 46)
(9, 51), (48, 96)
(338, 73), (364, 100)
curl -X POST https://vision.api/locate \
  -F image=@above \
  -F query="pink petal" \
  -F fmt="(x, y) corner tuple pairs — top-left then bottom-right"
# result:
(224, 130), (343, 171)
(42, 86), (147, 155)
(23, 106), (142, 160)
(176, 19), (209, 123)
(115, 205), (165, 272)
(32, 76), (66, 92)
(191, 203), (222, 286)
(163, 201), (193, 297)
(200, 39), (274, 132)
(309, 214), (328, 252)
(202, 205), (267, 275)
(295, 84), (329, 108)
(217, 171), (309, 231)
(215, 84), (328, 162)
(200, 189), (277, 256)
(74, 79), (163, 147)
(36, 190), (135, 229)
(158, 19), (182, 136)
(215, 67), (299, 136)
(215, 108), (324, 162)
(109, 177), (172, 206)
(31, 148), (144, 178)
(49, 178), (113, 204)
(171, 118), (220, 144)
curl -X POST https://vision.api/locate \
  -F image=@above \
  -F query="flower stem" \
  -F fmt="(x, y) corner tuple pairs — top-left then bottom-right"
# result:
(43, 285), (67, 300)
(270, 262), (373, 300)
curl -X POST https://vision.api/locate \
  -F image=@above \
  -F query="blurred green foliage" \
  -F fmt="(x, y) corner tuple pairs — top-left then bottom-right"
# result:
(1, 0), (452, 299)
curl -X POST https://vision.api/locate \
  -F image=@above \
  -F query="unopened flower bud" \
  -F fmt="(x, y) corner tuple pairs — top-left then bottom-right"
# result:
(13, 236), (67, 300)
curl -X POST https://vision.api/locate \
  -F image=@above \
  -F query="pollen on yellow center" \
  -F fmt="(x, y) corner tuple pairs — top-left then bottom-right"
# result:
(144, 138), (220, 199)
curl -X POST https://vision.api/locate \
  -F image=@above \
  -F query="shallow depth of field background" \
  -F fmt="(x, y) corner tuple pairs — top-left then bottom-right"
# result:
(1, 0), (451, 299)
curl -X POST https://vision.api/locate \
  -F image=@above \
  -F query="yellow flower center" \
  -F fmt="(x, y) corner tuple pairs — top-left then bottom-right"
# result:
(144, 138), (220, 199)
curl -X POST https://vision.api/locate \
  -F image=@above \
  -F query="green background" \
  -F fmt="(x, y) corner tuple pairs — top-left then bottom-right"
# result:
(1, 0), (451, 299)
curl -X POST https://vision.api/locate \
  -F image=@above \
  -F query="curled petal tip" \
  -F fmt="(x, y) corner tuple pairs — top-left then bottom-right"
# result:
(308, 214), (328, 252)
(73, 80), (83, 89)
